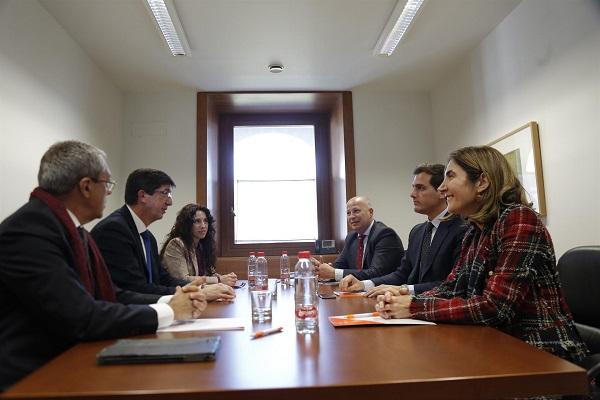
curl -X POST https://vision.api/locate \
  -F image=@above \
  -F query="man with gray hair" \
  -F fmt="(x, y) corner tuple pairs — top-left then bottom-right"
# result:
(0, 141), (206, 391)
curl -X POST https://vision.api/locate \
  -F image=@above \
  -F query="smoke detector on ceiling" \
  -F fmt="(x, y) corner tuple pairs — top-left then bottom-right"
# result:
(268, 64), (284, 73)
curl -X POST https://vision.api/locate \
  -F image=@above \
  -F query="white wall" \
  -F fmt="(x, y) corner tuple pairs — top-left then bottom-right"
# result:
(121, 91), (197, 246)
(352, 89), (435, 244)
(14, 0), (595, 258)
(0, 0), (124, 225)
(120, 89), (434, 248)
(430, 0), (600, 256)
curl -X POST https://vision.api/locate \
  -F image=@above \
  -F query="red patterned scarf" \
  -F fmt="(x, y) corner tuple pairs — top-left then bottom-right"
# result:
(31, 187), (116, 302)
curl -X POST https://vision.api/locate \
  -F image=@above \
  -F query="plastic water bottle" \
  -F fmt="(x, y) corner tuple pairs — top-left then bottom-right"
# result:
(247, 252), (257, 290)
(280, 250), (290, 286)
(255, 251), (268, 291)
(295, 250), (318, 334)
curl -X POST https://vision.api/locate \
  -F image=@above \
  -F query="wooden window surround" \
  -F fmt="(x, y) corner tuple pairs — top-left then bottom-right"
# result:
(197, 92), (356, 258)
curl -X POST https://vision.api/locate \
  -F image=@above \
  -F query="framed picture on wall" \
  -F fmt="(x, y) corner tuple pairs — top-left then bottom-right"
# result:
(488, 122), (547, 216)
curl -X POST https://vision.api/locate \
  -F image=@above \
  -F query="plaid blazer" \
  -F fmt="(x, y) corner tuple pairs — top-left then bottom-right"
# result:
(410, 204), (588, 362)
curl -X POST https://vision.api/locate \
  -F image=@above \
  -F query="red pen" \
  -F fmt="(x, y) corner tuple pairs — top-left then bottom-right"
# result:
(251, 326), (283, 339)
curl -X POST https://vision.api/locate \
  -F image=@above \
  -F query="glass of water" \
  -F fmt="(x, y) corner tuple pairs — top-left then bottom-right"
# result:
(250, 290), (272, 322)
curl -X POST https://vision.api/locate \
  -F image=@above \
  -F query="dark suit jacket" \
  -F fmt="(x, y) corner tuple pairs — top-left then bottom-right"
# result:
(0, 198), (158, 390)
(372, 216), (467, 294)
(334, 220), (404, 280)
(91, 205), (187, 295)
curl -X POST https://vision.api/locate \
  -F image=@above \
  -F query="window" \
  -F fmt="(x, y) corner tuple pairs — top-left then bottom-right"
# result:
(197, 91), (356, 259)
(234, 125), (318, 243)
(219, 113), (332, 256)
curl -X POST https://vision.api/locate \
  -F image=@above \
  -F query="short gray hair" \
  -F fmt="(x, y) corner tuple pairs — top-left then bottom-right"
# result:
(38, 141), (108, 195)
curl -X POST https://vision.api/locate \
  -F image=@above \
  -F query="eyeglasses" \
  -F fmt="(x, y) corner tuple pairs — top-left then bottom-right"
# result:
(153, 189), (173, 198)
(92, 178), (115, 191)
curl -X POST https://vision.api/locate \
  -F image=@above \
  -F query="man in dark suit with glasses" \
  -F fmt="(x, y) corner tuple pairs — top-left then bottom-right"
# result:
(92, 168), (234, 301)
(0, 142), (206, 391)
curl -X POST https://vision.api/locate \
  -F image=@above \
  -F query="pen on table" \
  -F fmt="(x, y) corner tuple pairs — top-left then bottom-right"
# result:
(251, 326), (283, 339)
(340, 312), (380, 319)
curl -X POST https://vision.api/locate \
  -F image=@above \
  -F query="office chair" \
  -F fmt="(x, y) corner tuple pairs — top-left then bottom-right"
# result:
(557, 245), (600, 398)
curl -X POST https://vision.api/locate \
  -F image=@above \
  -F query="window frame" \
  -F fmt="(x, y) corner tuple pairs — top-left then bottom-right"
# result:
(218, 113), (332, 257)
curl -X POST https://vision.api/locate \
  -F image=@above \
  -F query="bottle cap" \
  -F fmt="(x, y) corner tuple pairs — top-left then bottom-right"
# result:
(257, 251), (265, 257)
(282, 250), (288, 255)
(249, 252), (255, 256)
(298, 250), (311, 259)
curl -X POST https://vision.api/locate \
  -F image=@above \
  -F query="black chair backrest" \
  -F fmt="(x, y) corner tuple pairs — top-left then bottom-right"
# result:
(557, 246), (600, 328)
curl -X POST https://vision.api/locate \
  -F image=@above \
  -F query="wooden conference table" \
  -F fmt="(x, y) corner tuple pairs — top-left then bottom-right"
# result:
(2, 281), (588, 400)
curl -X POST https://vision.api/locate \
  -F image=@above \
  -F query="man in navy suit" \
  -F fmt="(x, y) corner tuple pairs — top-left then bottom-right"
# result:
(312, 196), (404, 282)
(0, 141), (206, 390)
(92, 169), (234, 301)
(340, 164), (466, 295)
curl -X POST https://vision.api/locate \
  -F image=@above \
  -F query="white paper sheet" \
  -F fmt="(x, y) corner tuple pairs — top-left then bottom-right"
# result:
(157, 318), (246, 333)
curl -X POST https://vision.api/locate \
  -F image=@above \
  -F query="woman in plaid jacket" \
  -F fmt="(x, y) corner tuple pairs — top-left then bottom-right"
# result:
(376, 145), (587, 362)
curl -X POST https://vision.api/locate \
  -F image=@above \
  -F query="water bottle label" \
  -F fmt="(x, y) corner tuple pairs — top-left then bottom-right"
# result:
(255, 274), (268, 290)
(295, 305), (318, 319)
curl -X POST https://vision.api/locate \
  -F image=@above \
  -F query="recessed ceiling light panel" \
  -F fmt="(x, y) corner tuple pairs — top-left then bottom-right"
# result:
(145, 0), (190, 56)
(374, 0), (425, 56)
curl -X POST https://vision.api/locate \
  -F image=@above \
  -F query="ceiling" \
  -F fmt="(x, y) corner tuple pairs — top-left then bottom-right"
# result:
(40, 0), (520, 94)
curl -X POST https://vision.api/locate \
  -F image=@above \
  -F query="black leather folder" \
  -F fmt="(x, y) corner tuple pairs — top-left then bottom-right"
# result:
(96, 336), (221, 365)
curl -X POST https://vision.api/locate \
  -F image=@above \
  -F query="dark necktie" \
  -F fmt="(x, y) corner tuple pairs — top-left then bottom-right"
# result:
(356, 234), (365, 270)
(140, 230), (153, 283)
(77, 226), (89, 256)
(419, 222), (434, 270)
(77, 226), (96, 294)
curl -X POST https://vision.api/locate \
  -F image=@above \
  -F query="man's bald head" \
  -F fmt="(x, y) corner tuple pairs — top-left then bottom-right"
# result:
(346, 196), (374, 234)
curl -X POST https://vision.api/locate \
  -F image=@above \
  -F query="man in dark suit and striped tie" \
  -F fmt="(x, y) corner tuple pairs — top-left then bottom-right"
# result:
(340, 164), (467, 295)
(312, 196), (405, 282)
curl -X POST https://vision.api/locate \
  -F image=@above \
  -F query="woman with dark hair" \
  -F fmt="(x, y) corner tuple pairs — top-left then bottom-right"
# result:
(376, 146), (587, 363)
(160, 204), (236, 286)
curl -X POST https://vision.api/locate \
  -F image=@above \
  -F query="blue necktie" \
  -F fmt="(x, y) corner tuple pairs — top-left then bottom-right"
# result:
(140, 231), (153, 283)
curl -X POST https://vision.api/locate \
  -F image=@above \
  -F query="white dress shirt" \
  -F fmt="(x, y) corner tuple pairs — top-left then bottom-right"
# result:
(334, 219), (375, 282)
(362, 208), (448, 293)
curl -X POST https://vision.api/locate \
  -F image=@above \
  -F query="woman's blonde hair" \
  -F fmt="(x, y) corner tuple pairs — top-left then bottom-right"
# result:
(448, 146), (529, 226)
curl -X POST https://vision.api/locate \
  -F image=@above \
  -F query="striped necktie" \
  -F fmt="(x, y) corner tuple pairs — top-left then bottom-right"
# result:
(356, 234), (365, 270)
(419, 222), (434, 270)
